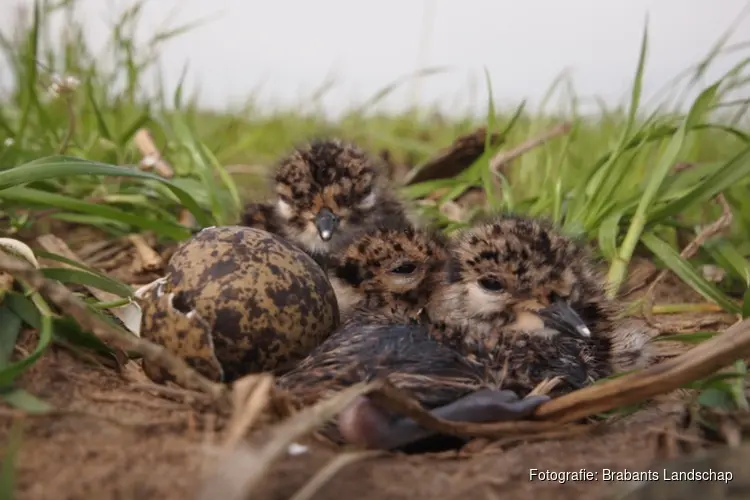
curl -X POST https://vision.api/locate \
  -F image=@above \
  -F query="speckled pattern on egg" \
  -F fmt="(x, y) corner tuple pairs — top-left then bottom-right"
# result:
(138, 225), (340, 383)
(139, 280), (225, 383)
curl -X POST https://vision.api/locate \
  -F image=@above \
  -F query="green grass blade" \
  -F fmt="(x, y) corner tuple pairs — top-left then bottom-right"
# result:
(639, 83), (718, 211)
(641, 232), (741, 314)
(85, 79), (113, 141)
(697, 386), (735, 410)
(354, 67), (448, 113)
(0, 419), (23, 500)
(652, 331), (717, 343)
(40, 267), (134, 298)
(168, 116), (223, 215)
(116, 111), (151, 147)
(567, 20), (649, 226)
(583, 21), (649, 220)
(0, 312), (52, 386)
(3, 292), (115, 356)
(199, 143), (242, 220)
(34, 251), (134, 285)
(0, 156), (212, 227)
(480, 68), (502, 210)
(705, 241), (750, 286)
(649, 144), (750, 222)
(0, 187), (192, 240)
(597, 213), (622, 261)
(607, 81), (721, 294)
(1, 388), (52, 414)
(15, 0), (41, 147)
(401, 178), (460, 199)
(0, 306), (23, 368)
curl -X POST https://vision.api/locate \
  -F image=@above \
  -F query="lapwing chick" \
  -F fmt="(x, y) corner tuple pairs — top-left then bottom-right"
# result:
(426, 213), (646, 397)
(241, 139), (411, 265)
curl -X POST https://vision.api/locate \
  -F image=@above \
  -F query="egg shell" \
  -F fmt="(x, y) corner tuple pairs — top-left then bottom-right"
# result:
(139, 225), (340, 383)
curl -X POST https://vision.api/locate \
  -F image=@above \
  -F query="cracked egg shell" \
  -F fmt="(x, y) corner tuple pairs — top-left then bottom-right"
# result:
(137, 225), (340, 384)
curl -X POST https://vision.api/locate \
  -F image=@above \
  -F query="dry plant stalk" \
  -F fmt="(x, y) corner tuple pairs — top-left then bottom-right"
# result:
(530, 376), (563, 396)
(127, 234), (164, 272)
(0, 251), (228, 404)
(132, 128), (199, 228)
(367, 380), (577, 439)
(222, 374), (274, 447)
(133, 128), (174, 178)
(490, 122), (572, 175)
(197, 381), (380, 500)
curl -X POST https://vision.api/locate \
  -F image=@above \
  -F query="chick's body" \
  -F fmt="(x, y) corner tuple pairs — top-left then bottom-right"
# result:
(241, 139), (411, 264)
(277, 223), (549, 451)
(426, 214), (645, 397)
(279, 321), (484, 409)
(138, 226), (339, 384)
(276, 223), (470, 404)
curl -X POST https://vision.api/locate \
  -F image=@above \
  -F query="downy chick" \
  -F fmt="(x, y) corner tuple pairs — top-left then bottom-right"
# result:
(241, 139), (411, 265)
(276, 220), (549, 450)
(425, 213), (645, 397)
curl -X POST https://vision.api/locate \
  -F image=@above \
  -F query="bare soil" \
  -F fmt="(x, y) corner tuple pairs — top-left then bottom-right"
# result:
(1, 227), (744, 500)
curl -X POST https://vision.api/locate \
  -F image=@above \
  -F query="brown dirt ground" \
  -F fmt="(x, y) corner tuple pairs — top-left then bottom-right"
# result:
(1, 226), (745, 500)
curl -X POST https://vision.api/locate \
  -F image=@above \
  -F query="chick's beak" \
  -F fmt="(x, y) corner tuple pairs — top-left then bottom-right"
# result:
(537, 298), (591, 338)
(315, 208), (339, 241)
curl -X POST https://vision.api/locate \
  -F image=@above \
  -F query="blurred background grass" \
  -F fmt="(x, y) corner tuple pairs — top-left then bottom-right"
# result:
(0, 0), (748, 290)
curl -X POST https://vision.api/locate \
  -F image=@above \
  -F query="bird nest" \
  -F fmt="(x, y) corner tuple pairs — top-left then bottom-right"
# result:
(2, 223), (749, 500)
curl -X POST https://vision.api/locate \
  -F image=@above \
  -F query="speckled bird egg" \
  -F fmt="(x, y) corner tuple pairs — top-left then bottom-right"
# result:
(136, 225), (340, 384)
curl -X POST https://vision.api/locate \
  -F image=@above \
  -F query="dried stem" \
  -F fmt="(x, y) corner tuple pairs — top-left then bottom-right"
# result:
(197, 381), (379, 500)
(0, 251), (228, 405)
(222, 374), (274, 447)
(128, 233), (164, 272)
(490, 122), (572, 175)
(133, 128), (174, 178)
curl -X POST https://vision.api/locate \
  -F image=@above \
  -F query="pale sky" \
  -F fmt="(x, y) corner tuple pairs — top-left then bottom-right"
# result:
(2, 0), (750, 116)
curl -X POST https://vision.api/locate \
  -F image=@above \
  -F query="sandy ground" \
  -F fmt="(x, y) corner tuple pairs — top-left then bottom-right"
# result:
(4, 337), (697, 500)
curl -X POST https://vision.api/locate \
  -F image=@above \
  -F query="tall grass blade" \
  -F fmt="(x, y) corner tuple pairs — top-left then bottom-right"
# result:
(607, 81), (721, 294)
(0, 419), (23, 500)
(641, 232), (741, 314)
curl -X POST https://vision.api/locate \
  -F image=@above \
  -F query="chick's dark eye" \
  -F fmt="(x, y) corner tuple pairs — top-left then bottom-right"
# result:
(478, 277), (504, 292)
(391, 263), (417, 274)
